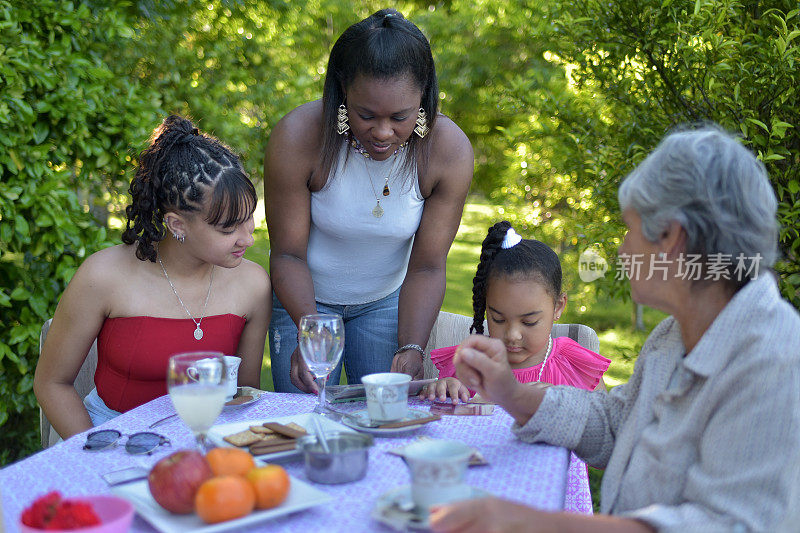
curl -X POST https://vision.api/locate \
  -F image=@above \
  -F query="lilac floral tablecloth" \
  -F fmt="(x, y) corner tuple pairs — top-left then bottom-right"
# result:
(1, 393), (591, 531)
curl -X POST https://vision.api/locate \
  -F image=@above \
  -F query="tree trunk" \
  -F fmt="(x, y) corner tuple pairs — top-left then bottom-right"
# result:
(632, 303), (645, 331)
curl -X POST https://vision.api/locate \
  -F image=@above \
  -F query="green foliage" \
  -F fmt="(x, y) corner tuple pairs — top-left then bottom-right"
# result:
(5, 0), (798, 473)
(0, 0), (159, 463)
(549, 0), (800, 306)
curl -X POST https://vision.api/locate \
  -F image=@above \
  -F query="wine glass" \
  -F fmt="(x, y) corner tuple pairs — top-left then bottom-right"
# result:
(298, 313), (344, 415)
(167, 351), (228, 450)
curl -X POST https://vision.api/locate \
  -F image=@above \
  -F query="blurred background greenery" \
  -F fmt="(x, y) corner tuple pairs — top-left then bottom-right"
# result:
(1, 3), (798, 505)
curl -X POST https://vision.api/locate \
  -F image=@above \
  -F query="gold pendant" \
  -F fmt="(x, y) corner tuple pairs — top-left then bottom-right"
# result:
(372, 202), (384, 218)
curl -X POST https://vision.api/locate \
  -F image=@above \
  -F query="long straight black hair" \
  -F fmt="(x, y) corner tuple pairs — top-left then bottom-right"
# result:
(318, 8), (438, 182)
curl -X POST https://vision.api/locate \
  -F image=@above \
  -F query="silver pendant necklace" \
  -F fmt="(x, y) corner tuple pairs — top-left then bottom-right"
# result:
(158, 257), (215, 340)
(535, 336), (554, 383)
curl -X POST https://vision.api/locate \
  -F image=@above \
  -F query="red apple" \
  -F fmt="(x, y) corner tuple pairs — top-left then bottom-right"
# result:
(148, 449), (212, 514)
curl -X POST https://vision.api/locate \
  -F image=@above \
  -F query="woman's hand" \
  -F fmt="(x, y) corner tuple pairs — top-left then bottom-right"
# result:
(454, 335), (549, 426)
(391, 349), (424, 379)
(429, 497), (553, 533)
(419, 377), (470, 403)
(289, 345), (318, 393)
(453, 335), (518, 405)
(395, 117), (474, 385)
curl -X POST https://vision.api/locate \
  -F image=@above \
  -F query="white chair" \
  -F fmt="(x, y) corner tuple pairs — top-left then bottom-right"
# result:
(422, 310), (600, 378)
(38, 318), (98, 449)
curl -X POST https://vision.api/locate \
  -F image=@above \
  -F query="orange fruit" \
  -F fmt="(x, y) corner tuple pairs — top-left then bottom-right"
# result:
(194, 475), (255, 524)
(205, 447), (255, 477)
(246, 465), (291, 510)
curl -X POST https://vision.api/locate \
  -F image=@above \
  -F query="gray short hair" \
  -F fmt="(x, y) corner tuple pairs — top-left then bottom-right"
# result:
(618, 126), (778, 271)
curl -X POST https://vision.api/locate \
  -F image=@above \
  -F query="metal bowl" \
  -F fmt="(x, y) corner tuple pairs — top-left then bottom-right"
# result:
(297, 431), (373, 484)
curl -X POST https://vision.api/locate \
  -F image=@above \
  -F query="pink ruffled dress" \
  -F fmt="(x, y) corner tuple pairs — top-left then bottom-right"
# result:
(431, 335), (611, 515)
(431, 336), (610, 392)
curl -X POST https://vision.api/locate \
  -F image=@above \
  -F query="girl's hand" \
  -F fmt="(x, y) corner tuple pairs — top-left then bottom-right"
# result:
(419, 377), (471, 403)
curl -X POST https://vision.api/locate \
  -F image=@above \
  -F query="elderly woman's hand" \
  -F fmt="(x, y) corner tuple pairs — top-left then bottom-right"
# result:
(429, 497), (555, 533)
(453, 335), (519, 405)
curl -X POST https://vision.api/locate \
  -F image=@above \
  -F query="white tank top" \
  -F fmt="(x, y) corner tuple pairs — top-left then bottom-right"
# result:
(308, 144), (425, 305)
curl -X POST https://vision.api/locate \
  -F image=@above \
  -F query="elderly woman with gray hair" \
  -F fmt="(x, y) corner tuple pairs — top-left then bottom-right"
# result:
(429, 126), (800, 533)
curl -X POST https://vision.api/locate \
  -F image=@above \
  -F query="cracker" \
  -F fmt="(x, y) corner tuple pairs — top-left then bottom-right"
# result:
(249, 425), (275, 434)
(226, 395), (253, 406)
(249, 441), (297, 456)
(262, 422), (307, 439)
(286, 422), (307, 434)
(255, 433), (293, 445)
(223, 429), (263, 447)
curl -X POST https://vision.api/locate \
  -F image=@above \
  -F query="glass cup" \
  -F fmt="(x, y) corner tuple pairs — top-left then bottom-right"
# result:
(167, 351), (227, 451)
(298, 313), (344, 415)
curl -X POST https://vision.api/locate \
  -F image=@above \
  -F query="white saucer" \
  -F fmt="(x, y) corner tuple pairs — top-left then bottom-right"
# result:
(371, 485), (491, 531)
(223, 386), (265, 409)
(340, 408), (435, 437)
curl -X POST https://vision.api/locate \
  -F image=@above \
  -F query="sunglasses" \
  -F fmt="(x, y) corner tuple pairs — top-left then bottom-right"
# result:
(83, 430), (171, 455)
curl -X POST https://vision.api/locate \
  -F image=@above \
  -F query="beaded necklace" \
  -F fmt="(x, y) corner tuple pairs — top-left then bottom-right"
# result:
(534, 336), (554, 383)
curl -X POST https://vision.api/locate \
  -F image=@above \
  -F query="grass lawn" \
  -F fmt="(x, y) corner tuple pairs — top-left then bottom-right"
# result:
(247, 195), (666, 511)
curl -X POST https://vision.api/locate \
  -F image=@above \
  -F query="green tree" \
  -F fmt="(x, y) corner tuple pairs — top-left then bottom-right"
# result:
(0, 0), (161, 463)
(548, 0), (800, 305)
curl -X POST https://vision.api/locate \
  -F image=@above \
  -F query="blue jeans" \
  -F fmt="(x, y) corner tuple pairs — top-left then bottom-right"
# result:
(84, 388), (122, 427)
(269, 288), (400, 393)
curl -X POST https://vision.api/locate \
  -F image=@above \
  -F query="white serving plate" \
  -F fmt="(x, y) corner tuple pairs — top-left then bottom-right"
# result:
(111, 473), (330, 533)
(207, 412), (356, 462)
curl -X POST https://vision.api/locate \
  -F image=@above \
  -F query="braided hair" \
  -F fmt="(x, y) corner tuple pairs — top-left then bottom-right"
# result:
(470, 221), (563, 334)
(122, 115), (257, 262)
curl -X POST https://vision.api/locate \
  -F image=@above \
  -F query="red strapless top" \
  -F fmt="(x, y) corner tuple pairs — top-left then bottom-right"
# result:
(95, 314), (246, 412)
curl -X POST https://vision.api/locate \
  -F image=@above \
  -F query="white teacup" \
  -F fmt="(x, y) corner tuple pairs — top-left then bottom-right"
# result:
(362, 372), (411, 423)
(403, 439), (473, 511)
(223, 355), (241, 401)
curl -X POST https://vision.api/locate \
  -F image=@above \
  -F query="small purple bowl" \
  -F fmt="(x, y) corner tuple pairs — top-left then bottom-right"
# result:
(19, 495), (134, 533)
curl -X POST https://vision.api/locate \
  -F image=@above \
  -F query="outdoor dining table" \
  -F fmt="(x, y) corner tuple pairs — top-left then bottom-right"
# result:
(1, 392), (592, 532)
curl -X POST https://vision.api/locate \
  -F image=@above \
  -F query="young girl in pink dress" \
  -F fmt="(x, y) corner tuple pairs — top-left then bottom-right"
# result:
(421, 221), (610, 513)
(420, 220), (610, 401)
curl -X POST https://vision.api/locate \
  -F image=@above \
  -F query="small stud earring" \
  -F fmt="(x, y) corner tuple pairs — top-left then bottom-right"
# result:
(173, 233), (185, 244)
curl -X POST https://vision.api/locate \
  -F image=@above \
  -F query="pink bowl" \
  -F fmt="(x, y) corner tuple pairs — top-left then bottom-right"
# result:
(19, 495), (134, 533)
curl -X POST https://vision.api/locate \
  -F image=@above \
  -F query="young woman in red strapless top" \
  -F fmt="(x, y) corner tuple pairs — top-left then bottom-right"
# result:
(34, 115), (271, 439)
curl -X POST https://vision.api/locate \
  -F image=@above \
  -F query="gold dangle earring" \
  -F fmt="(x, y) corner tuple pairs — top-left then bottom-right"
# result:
(337, 102), (350, 135)
(414, 107), (429, 138)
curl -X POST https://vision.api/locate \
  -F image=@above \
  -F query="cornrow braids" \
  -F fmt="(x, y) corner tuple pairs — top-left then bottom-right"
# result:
(470, 221), (563, 335)
(471, 221), (512, 334)
(121, 115), (257, 262)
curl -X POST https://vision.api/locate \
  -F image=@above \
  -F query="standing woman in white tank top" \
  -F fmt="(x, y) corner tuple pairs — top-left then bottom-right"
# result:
(264, 9), (474, 393)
